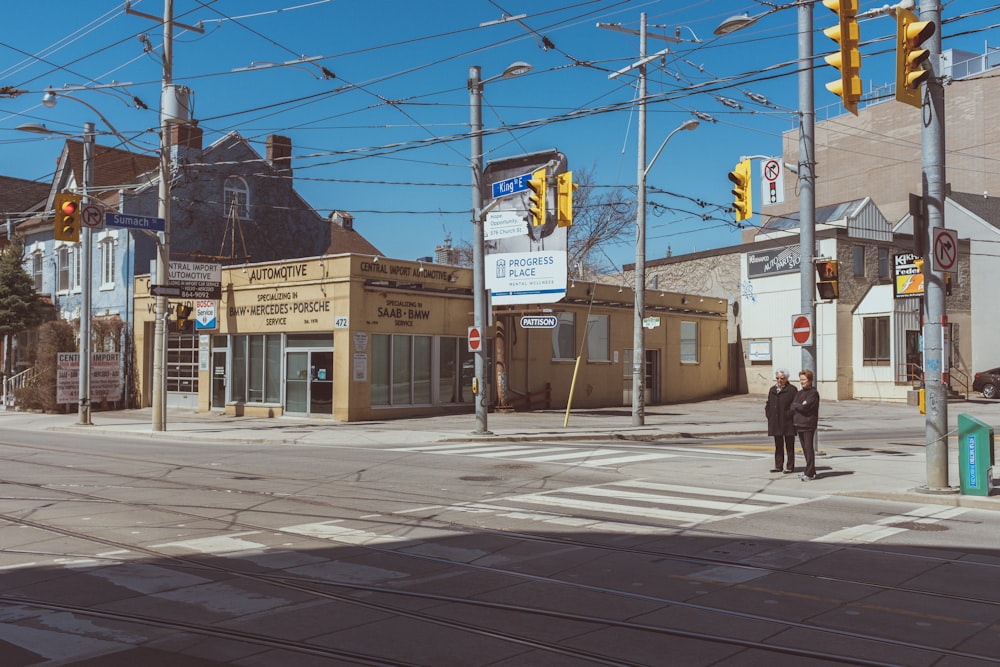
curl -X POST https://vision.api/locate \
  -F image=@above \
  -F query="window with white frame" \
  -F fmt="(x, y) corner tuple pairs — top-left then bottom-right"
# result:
(100, 236), (116, 287)
(31, 252), (43, 291)
(680, 320), (699, 363)
(552, 312), (576, 360)
(586, 314), (610, 362)
(863, 316), (891, 365)
(57, 246), (73, 292)
(224, 176), (250, 219)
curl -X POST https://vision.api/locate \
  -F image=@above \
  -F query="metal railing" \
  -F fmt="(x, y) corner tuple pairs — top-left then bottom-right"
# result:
(2, 367), (36, 407)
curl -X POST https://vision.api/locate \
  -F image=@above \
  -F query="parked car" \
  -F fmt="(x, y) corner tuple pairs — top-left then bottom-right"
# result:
(972, 368), (1000, 399)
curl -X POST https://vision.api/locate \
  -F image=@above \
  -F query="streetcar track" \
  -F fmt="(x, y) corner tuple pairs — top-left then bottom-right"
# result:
(0, 438), (996, 664)
(0, 477), (997, 664)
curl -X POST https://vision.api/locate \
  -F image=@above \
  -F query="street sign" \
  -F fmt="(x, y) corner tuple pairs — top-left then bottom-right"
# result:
(520, 315), (558, 328)
(491, 173), (530, 199)
(760, 157), (785, 206)
(485, 210), (527, 240)
(791, 313), (813, 347)
(81, 203), (106, 229)
(150, 284), (183, 297)
(932, 227), (958, 273)
(104, 212), (166, 232)
(468, 326), (482, 352)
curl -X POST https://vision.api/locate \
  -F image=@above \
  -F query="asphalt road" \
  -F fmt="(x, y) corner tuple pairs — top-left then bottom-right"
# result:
(0, 422), (998, 666)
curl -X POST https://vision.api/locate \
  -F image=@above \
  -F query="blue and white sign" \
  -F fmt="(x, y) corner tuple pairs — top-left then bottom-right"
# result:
(105, 212), (166, 232)
(487, 251), (567, 306)
(195, 300), (217, 331)
(491, 173), (530, 199)
(484, 211), (527, 240)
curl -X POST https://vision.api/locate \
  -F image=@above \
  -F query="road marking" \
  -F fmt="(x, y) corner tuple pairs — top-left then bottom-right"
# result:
(397, 479), (811, 529)
(388, 442), (678, 468)
(283, 520), (408, 545)
(812, 505), (969, 544)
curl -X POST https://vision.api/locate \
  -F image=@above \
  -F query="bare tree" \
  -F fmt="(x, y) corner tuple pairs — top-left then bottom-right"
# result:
(449, 166), (635, 277)
(566, 166), (635, 277)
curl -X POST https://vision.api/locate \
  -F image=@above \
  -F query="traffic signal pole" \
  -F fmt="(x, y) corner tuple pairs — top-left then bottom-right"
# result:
(919, 0), (950, 492)
(798, 0), (817, 377)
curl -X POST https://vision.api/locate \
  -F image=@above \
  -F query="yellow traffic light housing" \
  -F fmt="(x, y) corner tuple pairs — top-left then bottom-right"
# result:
(54, 193), (82, 242)
(815, 258), (840, 300)
(895, 8), (935, 108)
(727, 159), (752, 222)
(175, 304), (194, 333)
(556, 171), (577, 228)
(823, 0), (862, 115)
(526, 168), (547, 227)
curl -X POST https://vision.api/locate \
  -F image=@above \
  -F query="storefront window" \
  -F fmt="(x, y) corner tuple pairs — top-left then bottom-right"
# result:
(552, 312), (576, 360)
(587, 314), (610, 362)
(372, 334), (470, 407)
(230, 333), (282, 403)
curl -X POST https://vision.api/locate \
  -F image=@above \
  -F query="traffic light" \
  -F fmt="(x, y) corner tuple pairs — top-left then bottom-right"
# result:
(54, 193), (82, 242)
(175, 304), (193, 333)
(556, 171), (577, 227)
(815, 259), (840, 300)
(526, 168), (547, 226)
(823, 0), (862, 115)
(727, 159), (752, 222)
(895, 8), (935, 108)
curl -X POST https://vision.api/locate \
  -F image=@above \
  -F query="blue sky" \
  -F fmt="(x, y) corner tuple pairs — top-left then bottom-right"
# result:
(1, 1), (995, 270)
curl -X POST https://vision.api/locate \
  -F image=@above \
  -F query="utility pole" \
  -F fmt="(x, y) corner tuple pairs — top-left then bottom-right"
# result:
(127, 0), (201, 430)
(78, 122), (95, 425)
(920, 0), (949, 491)
(798, 0), (817, 377)
(469, 65), (490, 435)
(632, 12), (648, 427)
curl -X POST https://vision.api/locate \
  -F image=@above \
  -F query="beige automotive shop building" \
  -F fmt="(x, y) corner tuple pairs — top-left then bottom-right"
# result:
(133, 254), (729, 421)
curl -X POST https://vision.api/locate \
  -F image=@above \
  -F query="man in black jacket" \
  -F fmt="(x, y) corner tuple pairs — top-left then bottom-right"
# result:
(764, 369), (797, 473)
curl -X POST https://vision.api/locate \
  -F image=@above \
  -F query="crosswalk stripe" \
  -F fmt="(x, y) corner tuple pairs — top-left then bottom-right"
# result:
(625, 480), (803, 504)
(508, 493), (712, 523)
(468, 447), (572, 458)
(514, 448), (639, 462)
(563, 485), (777, 513)
(577, 453), (676, 466)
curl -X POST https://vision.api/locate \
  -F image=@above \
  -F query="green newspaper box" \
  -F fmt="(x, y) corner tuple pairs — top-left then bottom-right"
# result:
(958, 414), (994, 496)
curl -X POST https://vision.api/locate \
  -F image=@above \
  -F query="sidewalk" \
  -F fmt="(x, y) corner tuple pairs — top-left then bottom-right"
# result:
(5, 394), (999, 510)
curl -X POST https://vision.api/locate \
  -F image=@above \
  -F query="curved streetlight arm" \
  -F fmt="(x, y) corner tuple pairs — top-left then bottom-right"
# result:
(644, 120), (699, 177)
(42, 89), (152, 154)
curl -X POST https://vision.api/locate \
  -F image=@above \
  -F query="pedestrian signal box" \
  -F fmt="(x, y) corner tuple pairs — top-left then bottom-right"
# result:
(815, 259), (840, 300)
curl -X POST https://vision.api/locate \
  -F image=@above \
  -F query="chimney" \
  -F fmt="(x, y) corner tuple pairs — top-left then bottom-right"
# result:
(330, 210), (354, 231)
(266, 134), (293, 175)
(170, 124), (203, 165)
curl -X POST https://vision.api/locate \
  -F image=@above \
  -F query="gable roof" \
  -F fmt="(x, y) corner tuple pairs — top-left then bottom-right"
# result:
(64, 139), (159, 193)
(949, 191), (1000, 228)
(0, 175), (49, 215)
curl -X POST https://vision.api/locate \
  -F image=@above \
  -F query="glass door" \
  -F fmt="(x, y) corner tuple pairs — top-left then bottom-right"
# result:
(310, 351), (333, 415)
(285, 351), (309, 414)
(285, 350), (334, 417)
(211, 349), (227, 409)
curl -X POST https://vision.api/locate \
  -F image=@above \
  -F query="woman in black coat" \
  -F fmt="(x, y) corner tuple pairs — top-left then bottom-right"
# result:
(764, 369), (797, 473)
(790, 369), (821, 481)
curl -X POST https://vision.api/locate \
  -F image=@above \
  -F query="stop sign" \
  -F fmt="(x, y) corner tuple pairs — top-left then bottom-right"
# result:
(791, 314), (812, 346)
(468, 326), (482, 352)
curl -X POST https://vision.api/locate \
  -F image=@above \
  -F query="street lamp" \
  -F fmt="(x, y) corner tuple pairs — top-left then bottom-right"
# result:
(17, 119), (95, 425)
(715, 1), (817, 377)
(633, 119), (699, 426)
(605, 13), (699, 426)
(469, 61), (532, 435)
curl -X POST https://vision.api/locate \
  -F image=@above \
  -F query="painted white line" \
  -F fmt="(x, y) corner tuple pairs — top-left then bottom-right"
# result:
(514, 448), (631, 462)
(469, 447), (573, 458)
(151, 532), (264, 554)
(582, 453), (676, 466)
(813, 505), (969, 544)
(565, 486), (779, 513)
(506, 493), (711, 524)
(283, 521), (407, 545)
(626, 480), (804, 504)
